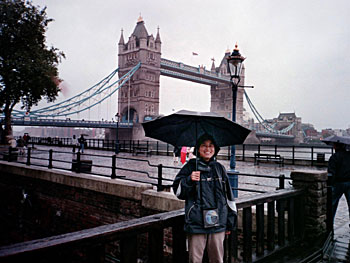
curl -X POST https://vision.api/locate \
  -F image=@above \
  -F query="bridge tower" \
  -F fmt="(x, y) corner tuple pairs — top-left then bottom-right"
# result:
(117, 16), (161, 140)
(210, 49), (245, 125)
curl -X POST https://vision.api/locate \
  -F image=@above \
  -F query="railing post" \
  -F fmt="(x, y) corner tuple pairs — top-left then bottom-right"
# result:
(120, 236), (138, 263)
(166, 143), (169, 156)
(26, 147), (31, 166)
(148, 228), (164, 262)
(279, 174), (285, 189)
(76, 152), (81, 173)
(256, 203), (265, 256)
(243, 207), (253, 262)
(242, 144), (245, 161)
(48, 149), (53, 169)
(8, 147), (12, 162)
(157, 164), (163, 192)
(292, 145), (295, 165)
(258, 144), (261, 155)
(172, 216), (187, 262)
(275, 144), (278, 156)
(267, 201), (275, 251)
(111, 154), (116, 179)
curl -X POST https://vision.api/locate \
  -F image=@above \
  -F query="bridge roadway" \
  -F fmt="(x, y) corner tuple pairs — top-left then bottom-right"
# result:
(0, 118), (132, 129)
(4, 117), (294, 140)
(4, 144), (349, 261)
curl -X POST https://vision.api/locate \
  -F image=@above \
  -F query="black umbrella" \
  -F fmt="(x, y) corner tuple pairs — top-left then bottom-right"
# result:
(322, 135), (350, 146)
(142, 110), (251, 147)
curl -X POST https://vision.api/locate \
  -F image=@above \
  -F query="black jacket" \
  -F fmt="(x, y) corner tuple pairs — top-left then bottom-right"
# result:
(328, 150), (350, 183)
(172, 158), (237, 234)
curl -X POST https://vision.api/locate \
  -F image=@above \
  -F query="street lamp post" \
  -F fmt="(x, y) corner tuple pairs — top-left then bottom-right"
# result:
(226, 44), (245, 197)
(226, 44), (245, 170)
(115, 113), (120, 154)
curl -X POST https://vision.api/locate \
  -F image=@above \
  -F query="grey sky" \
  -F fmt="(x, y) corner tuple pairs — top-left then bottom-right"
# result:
(31, 0), (350, 130)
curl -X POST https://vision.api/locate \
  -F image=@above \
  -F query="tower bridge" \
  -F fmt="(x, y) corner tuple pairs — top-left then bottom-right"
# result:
(6, 16), (300, 143)
(115, 16), (247, 140)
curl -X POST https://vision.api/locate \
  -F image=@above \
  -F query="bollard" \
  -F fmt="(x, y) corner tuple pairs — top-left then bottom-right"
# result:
(157, 164), (163, 192)
(26, 147), (31, 165)
(48, 149), (53, 169)
(279, 174), (285, 189)
(111, 154), (116, 179)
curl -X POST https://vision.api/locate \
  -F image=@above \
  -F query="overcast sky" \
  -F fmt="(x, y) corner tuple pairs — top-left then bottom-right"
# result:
(31, 0), (350, 131)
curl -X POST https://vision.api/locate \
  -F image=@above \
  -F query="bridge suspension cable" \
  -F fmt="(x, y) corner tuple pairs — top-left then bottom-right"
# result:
(11, 63), (141, 118)
(244, 90), (295, 134)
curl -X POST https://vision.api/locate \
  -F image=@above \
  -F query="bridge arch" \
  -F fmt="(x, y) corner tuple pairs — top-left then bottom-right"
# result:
(121, 107), (139, 123)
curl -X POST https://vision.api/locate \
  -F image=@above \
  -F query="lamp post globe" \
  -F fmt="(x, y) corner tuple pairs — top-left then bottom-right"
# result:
(226, 44), (245, 170)
(115, 113), (120, 154)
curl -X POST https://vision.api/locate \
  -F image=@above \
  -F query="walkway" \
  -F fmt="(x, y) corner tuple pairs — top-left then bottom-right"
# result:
(1, 145), (349, 262)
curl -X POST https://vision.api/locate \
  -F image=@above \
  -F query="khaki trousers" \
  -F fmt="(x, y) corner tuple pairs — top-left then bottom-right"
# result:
(188, 232), (225, 263)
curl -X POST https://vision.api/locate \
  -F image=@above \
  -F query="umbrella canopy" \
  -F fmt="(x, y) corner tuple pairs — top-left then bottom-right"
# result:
(142, 110), (251, 147)
(322, 135), (350, 146)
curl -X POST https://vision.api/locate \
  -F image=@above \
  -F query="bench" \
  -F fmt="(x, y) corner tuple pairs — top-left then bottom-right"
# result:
(132, 146), (151, 156)
(71, 159), (93, 172)
(254, 153), (284, 167)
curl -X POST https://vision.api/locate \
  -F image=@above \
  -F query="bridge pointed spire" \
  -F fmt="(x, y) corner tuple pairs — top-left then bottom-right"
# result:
(155, 26), (161, 43)
(118, 28), (125, 45)
(211, 57), (216, 72)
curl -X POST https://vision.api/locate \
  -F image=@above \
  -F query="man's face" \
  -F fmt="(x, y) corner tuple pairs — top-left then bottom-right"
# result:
(199, 139), (215, 161)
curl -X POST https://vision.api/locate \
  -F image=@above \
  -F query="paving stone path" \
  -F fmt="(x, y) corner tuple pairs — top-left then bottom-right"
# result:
(4, 145), (349, 262)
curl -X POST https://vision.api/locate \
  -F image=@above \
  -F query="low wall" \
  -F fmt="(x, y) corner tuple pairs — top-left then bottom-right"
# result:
(0, 161), (184, 247)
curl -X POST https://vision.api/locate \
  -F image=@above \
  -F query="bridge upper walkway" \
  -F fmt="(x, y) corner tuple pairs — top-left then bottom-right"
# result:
(160, 58), (231, 86)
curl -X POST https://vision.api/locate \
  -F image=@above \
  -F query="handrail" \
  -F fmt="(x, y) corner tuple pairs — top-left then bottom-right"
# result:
(17, 136), (333, 166)
(0, 188), (305, 262)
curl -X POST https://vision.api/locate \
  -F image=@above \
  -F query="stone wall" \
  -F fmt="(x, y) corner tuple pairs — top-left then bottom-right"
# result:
(291, 170), (328, 240)
(0, 161), (184, 247)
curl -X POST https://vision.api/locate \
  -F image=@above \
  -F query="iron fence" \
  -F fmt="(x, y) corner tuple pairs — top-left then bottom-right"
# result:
(19, 136), (333, 166)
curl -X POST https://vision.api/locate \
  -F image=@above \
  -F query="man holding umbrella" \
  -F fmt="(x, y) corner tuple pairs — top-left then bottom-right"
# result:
(325, 135), (350, 224)
(172, 134), (237, 262)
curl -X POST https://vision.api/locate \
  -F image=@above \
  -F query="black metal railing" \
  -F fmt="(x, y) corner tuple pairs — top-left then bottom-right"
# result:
(1, 146), (293, 194)
(15, 136), (333, 166)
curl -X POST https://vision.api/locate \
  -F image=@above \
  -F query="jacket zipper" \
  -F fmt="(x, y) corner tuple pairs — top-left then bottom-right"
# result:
(186, 203), (195, 221)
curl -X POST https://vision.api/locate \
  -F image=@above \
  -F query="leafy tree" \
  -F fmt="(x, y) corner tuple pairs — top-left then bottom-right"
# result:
(0, 0), (64, 141)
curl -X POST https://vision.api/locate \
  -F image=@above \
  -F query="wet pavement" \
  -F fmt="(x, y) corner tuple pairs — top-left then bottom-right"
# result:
(3, 145), (349, 262)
